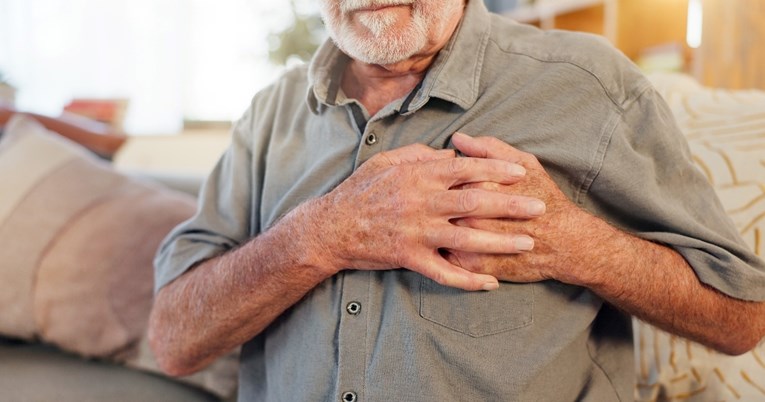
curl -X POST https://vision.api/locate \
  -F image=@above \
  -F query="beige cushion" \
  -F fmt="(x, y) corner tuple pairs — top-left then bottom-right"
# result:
(0, 341), (220, 402)
(635, 74), (765, 401)
(0, 115), (237, 399)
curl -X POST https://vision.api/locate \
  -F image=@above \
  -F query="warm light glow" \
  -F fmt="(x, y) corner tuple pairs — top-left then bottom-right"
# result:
(687, 0), (703, 49)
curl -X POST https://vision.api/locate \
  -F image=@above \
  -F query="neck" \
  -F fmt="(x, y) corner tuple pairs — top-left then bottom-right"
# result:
(341, 57), (433, 117)
(340, 6), (465, 117)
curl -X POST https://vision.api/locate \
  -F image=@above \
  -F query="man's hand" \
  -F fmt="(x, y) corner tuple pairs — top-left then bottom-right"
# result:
(447, 133), (765, 354)
(446, 132), (597, 285)
(309, 142), (547, 291)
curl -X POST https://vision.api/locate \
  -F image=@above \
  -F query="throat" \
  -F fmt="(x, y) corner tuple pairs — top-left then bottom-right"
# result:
(349, 88), (414, 117)
(341, 62), (426, 117)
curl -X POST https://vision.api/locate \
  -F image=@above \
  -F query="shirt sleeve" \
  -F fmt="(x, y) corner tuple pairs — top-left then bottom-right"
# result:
(153, 109), (258, 293)
(583, 87), (765, 301)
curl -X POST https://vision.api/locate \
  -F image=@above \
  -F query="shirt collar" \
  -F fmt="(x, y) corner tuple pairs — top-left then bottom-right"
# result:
(306, 39), (349, 114)
(306, 0), (492, 115)
(406, 0), (492, 113)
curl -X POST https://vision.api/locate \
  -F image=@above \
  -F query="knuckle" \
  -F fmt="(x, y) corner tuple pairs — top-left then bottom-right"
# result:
(458, 190), (480, 213)
(448, 157), (469, 175)
(523, 152), (540, 166)
(506, 196), (524, 216)
(427, 195), (441, 214)
(449, 229), (469, 250)
(421, 227), (438, 246)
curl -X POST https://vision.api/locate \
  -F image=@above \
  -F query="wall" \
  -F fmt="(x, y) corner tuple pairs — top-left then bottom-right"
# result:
(615, 0), (689, 61)
(694, 0), (765, 90)
(504, 0), (691, 65)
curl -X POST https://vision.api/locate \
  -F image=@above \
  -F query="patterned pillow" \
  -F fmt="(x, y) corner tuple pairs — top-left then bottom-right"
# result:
(0, 115), (237, 398)
(634, 74), (765, 401)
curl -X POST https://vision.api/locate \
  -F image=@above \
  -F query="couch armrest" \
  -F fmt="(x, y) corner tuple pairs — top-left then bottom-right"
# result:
(123, 169), (204, 198)
(0, 341), (222, 401)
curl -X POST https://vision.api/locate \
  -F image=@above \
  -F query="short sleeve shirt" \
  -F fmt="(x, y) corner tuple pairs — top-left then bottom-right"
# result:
(154, 1), (765, 401)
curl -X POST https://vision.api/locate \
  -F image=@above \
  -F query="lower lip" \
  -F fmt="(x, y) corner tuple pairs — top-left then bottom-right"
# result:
(356, 4), (407, 13)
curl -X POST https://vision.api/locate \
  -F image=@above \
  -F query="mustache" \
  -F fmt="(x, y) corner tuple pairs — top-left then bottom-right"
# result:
(339, 0), (416, 13)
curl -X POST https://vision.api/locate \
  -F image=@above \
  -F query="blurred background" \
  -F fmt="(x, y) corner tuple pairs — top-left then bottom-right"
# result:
(0, 0), (322, 134)
(0, 0), (762, 170)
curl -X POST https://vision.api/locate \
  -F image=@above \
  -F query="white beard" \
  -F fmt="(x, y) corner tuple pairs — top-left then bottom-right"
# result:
(356, 10), (398, 37)
(320, 0), (461, 65)
(338, 0), (415, 13)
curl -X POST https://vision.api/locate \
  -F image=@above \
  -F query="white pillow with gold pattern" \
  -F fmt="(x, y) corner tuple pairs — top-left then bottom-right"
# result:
(634, 73), (765, 401)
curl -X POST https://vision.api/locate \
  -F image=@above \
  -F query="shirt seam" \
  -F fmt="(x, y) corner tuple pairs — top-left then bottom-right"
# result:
(585, 335), (625, 402)
(575, 85), (655, 203)
(575, 109), (620, 205)
(488, 38), (652, 113)
(362, 273), (372, 402)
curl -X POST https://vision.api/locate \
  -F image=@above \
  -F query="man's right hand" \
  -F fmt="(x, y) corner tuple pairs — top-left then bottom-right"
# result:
(303, 143), (546, 291)
(149, 143), (545, 376)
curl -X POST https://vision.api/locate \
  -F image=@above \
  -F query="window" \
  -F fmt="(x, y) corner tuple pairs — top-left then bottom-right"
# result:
(0, 0), (311, 134)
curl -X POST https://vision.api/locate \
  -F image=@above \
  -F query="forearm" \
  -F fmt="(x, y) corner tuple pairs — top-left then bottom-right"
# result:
(450, 134), (765, 354)
(148, 201), (335, 376)
(572, 215), (765, 355)
(149, 142), (542, 375)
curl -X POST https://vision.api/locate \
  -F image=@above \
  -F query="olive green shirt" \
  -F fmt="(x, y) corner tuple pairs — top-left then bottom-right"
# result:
(155, 1), (765, 401)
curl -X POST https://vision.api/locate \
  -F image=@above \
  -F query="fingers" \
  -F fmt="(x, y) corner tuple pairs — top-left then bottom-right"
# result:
(424, 224), (535, 254)
(452, 132), (531, 165)
(432, 189), (546, 219)
(377, 143), (455, 166)
(415, 252), (499, 291)
(429, 156), (527, 188)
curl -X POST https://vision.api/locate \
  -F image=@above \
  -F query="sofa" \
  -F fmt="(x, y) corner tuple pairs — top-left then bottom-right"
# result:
(634, 73), (765, 401)
(0, 115), (238, 401)
(0, 73), (763, 401)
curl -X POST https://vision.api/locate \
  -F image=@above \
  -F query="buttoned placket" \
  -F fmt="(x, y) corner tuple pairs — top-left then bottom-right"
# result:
(335, 103), (390, 402)
(335, 269), (369, 402)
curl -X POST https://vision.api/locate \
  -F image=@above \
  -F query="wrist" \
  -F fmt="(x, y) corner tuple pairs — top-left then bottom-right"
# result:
(281, 197), (344, 278)
(548, 208), (624, 289)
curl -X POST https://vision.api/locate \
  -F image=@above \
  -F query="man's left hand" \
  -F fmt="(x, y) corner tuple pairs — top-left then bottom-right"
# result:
(447, 132), (604, 286)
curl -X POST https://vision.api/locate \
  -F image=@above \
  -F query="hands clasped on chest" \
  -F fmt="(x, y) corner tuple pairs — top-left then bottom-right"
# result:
(307, 132), (593, 292)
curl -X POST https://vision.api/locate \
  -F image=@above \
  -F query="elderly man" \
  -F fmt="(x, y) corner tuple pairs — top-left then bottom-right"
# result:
(149, 0), (765, 400)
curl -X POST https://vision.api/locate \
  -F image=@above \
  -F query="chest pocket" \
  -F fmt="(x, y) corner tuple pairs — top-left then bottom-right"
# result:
(419, 278), (534, 337)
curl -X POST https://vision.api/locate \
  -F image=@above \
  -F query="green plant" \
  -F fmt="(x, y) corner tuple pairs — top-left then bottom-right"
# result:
(267, 0), (325, 65)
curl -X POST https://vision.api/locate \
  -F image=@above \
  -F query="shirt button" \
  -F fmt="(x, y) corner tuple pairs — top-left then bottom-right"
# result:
(342, 391), (358, 402)
(365, 133), (378, 146)
(346, 301), (361, 315)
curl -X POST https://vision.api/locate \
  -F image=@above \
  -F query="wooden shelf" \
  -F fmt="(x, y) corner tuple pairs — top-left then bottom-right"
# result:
(506, 0), (605, 24)
(505, 0), (617, 42)
(503, 0), (691, 64)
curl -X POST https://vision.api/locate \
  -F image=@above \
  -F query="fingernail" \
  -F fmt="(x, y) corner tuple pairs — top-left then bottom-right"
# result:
(482, 281), (499, 291)
(509, 164), (526, 177)
(515, 236), (534, 251)
(527, 201), (546, 216)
